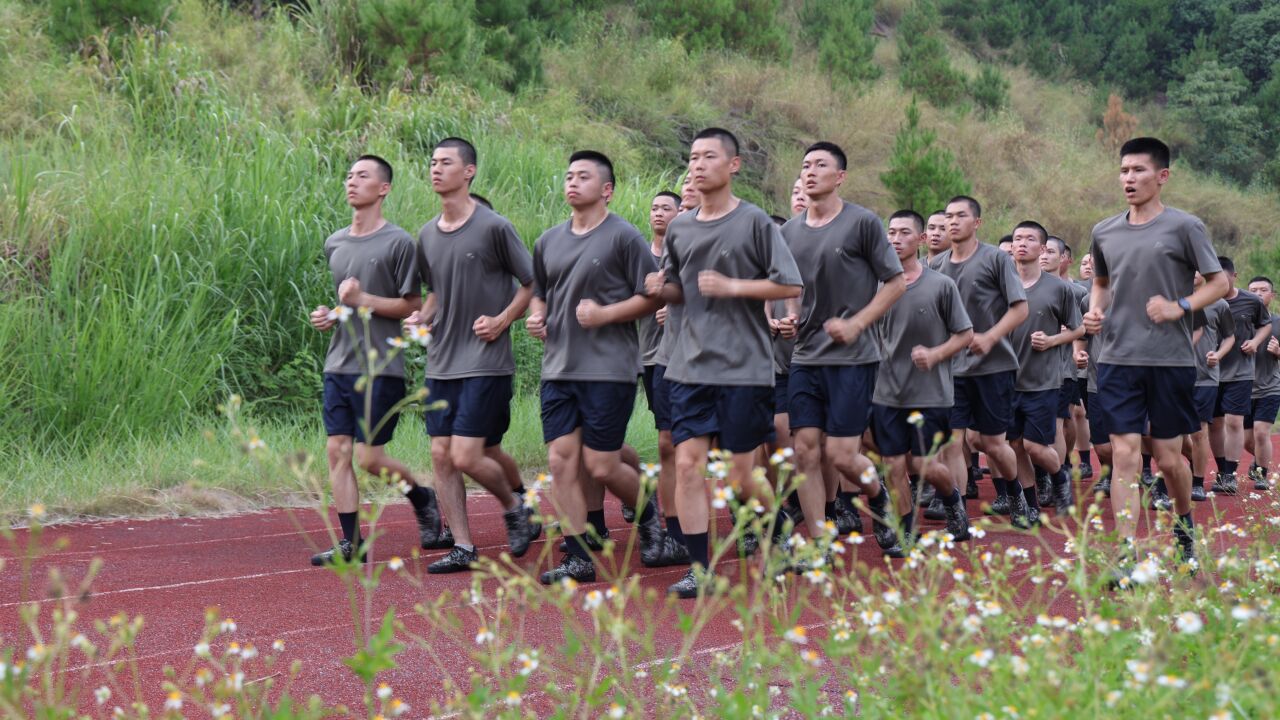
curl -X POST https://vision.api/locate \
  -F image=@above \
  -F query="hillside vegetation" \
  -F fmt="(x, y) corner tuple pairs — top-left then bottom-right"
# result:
(1, 0), (1277, 516)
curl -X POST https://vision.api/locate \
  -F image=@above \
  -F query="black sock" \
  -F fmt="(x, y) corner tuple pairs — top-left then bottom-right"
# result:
(776, 508), (793, 533)
(1215, 456), (1227, 474)
(1022, 484), (1039, 507)
(970, 452), (981, 468)
(1053, 467), (1070, 489)
(1192, 475), (1204, 488)
(1154, 477), (1168, 495)
(868, 485), (889, 514)
(1079, 449), (1091, 467)
(1033, 464), (1049, 481)
(565, 535), (592, 560)
(824, 501), (838, 521)
(941, 488), (961, 506)
(838, 489), (856, 510)
(1142, 453), (1153, 473)
(587, 509), (607, 536)
(900, 511), (915, 538)
(1223, 459), (1238, 475)
(685, 531), (710, 568)
(992, 478), (1008, 497)
(405, 484), (433, 510)
(636, 500), (655, 525)
(666, 516), (684, 545)
(786, 492), (803, 512)
(338, 511), (359, 544)
(513, 484), (526, 496)
(1174, 512), (1195, 548)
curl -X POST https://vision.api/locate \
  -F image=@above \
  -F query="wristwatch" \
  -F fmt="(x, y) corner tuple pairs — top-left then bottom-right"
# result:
(1177, 297), (1192, 314)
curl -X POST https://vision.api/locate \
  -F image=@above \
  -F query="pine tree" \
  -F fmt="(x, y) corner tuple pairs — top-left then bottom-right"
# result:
(879, 99), (971, 212)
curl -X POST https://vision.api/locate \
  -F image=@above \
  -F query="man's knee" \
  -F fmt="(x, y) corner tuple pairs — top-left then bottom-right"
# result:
(327, 436), (353, 466)
(449, 442), (486, 475)
(354, 445), (385, 475)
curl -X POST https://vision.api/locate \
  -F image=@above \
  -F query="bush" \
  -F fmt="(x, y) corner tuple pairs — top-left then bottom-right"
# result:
(45, 0), (172, 51)
(970, 64), (1009, 115)
(879, 98), (971, 213)
(896, 0), (967, 107)
(640, 0), (791, 61)
(798, 0), (881, 85)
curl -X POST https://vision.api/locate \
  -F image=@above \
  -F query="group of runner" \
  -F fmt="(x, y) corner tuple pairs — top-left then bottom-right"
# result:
(309, 131), (1279, 597)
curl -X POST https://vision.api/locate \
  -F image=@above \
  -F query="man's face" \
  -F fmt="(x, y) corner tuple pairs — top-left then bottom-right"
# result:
(345, 159), (389, 209)
(887, 218), (923, 261)
(925, 213), (948, 253)
(1248, 280), (1275, 306)
(429, 147), (471, 194)
(790, 179), (808, 217)
(1080, 254), (1094, 280)
(679, 176), (700, 212)
(800, 149), (844, 200)
(945, 200), (981, 243)
(1039, 242), (1064, 274)
(998, 241), (1013, 257)
(564, 160), (609, 209)
(1012, 228), (1043, 263)
(1119, 153), (1169, 207)
(650, 195), (678, 235)
(688, 137), (738, 194)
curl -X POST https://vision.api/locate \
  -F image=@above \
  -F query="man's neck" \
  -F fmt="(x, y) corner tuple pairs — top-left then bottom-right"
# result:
(650, 231), (665, 256)
(1057, 267), (1070, 281)
(949, 235), (979, 262)
(570, 203), (609, 234)
(697, 184), (738, 220)
(1016, 261), (1041, 285)
(901, 255), (922, 283)
(926, 249), (943, 262)
(1226, 286), (1239, 300)
(1128, 196), (1165, 225)
(805, 192), (842, 226)
(439, 189), (475, 226)
(350, 205), (386, 237)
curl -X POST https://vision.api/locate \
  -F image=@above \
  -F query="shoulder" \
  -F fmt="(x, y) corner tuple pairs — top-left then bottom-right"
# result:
(1091, 211), (1128, 238)
(842, 201), (882, 226)
(534, 220), (570, 250)
(325, 227), (351, 247)
(780, 213), (804, 240)
(477, 205), (520, 237)
(737, 200), (774, 228)
(1162, 206), (1205, 229)
(381, 223), (414, 246)
(605, 212), (645, 242)
(416, 214), (443, 242)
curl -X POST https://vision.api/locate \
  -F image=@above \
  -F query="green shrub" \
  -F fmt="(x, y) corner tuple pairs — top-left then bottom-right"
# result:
(879, 98), (970, 213)
(970, 64), (1009, 115)
(44, 0), (172, 51)
(798, 0), (881, 85)
(640, 0), (791, 61)
(896, 0), (966, 107)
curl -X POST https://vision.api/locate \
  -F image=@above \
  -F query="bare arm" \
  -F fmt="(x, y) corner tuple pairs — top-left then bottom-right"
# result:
(577, 294), (663, 328)
(913, 329), (974, 370)
(525, 296), (548, 340)
(1240, 322), (1272, 355)
(698, 271), (803, 301)
(338, 278), (421, 320)
(971, 300), (1028, 355)
(474, 283), (534, 342)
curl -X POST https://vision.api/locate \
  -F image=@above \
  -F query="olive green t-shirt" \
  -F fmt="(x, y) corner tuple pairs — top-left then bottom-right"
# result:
(1194, 299), (1234, 387)
(933, 242), (1027, 377)
(873, 267), (972, 408)
(1009, 271), (1082, 392)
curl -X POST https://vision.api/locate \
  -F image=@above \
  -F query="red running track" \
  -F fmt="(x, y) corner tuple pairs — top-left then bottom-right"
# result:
(2, 443), (1274, 716)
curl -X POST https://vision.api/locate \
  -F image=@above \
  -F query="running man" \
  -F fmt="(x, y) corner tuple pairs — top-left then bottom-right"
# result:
(408, 137), (542, 574)
(527, 150), (668, 584)
(308, 154), (443, 566)
(1209, 256), (1271, 494)
(1084, 137), (1228, 577)
(1243, 275), (1279, 488)
(924, 210), (949, 265)
(647, 127), (804, 599)
(872, 210), (974, 541)
(783, 141), (906, 557)
(1186, 274), (1233, 503)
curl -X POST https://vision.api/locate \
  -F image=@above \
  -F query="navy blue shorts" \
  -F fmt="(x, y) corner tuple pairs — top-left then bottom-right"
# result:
(773, 372), (790, 417)
(1008, 389), (1059, 446)
(540, 380), (636, 452)
(788, 364), (876, 437)
(1087, 392), (1112, 447)
(323, 373), (405, 446)
(424, 375), (512, 447)
(1193, 386), (1217, 426)
(1245, 394), (1280, 429)
(670, 382), (773, 454)
(1057, 379), (1080, 420)
(1075, 378), (1088, 405)
(1096, 364), (1197, 440)
(1214, 380), (1253, 418)
(872, 405), (951, 457)
(642, 364), (673, 431)
(950, 371), (1015, 435)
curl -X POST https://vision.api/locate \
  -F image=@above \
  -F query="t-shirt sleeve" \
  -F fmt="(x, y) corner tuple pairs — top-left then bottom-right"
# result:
(1218, 306), (1236, 341)
(1060, 284), (1082, 329)
(1183, 216), (1221, 275)
(993, 250), (1027, 305)
(532, 239), (548, 301)
(496, 220), (535, 286)
(943, 278), (973, 334)
(662, 236), (683, 289)
(621, 229), (658, 296)
(1251, 297), (1271, 333)
(415, 229), (433, 292)
(393, 234), (420, 298)
(862, 214), (904, 282)
(1090, 232), (1108, 279)
(760, 216), (802, 286)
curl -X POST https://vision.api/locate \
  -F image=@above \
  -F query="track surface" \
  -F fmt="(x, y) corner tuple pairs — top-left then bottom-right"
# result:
(3, 442), (1273, 716)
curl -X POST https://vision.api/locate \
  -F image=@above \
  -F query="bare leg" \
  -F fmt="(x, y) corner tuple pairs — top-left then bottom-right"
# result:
(793, 427), (827, 536)
(548, 431), (586, 536)
(326, 435), (359, 514)
(431, 437), (473, 546)
(485, 445), (524, 491)
(1109, 433), (1143, 541)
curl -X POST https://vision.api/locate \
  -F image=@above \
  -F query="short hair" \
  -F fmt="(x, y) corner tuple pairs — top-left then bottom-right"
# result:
(803, 141), (847, 171)
(928, 210), (947, 219)
(888, 209), (925, 233)
(1013, 220), (1048, 243)
(1218, 255), (1235, 274)
(654, 191), (681, 207)
(568, 150), (615, 185)
(470, 192), (492, 209)
(1249, 275), (1274, 289)
(1047, 236), (1070, 256)
(356, 154), (393, 183)
(435, 137), (477, 168)
(947, 195), (982, 218)
(769, 214), (788, 226)
(693, 127), (740, 157)
(997, 235), (1013, 247)
(1120, 137), (1170, 170)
